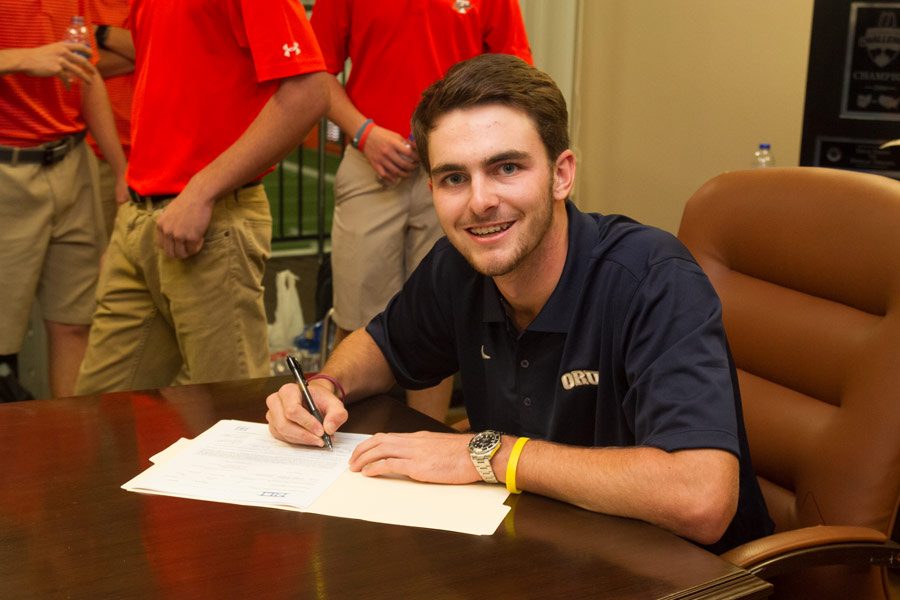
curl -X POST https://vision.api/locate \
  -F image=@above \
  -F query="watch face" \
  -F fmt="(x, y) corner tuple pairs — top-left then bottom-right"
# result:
(469, 430), (500, 453)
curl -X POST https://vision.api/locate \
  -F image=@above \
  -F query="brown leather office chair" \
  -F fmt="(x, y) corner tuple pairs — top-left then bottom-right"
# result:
(677, 167), (900, 599)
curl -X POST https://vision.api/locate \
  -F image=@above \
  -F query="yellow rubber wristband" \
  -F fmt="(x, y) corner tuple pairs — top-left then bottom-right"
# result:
(505, 437), (530, 494)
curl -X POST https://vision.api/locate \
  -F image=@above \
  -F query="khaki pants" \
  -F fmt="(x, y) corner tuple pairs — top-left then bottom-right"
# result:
(75, 185), (272, 394)
(330, 146), (443, 331)
(0, 141), (101, 355)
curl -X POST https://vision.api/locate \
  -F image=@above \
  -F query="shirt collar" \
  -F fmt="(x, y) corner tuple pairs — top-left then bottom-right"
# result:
(481, 201), (594, 332)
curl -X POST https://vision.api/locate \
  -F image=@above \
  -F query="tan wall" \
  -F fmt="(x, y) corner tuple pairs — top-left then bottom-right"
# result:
(520, 0), (578, 110)
(571, 1), (815, 232)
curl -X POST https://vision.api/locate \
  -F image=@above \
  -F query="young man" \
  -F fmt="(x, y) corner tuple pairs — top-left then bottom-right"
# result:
(310, 0), (532, 420)
(266, 55), (773, 552)
(0, 2), (128, 397)
(75, 0), (331, 394)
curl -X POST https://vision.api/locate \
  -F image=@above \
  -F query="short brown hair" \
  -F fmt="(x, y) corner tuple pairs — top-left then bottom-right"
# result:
(411, 53), (569, 174)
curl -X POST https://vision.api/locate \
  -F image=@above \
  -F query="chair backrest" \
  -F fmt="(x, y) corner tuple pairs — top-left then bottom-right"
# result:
(677, 167), (900, 544)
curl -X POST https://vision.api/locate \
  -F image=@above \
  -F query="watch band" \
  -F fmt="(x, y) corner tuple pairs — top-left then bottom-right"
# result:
(472, 453), (498, 483)
(95, 24), (110, 50)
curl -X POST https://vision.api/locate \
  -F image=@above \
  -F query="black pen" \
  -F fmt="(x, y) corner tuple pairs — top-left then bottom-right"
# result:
(285, 355), (333, 451)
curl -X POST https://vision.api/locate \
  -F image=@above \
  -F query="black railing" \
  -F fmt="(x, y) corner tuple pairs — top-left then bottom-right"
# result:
(267, 118), (341, 250)
(271, 2), (341, 251)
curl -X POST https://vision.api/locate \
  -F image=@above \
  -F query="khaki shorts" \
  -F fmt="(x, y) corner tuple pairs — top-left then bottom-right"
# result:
(331, 146), (443, 331)
(0, 141), (102, 354)
(75, 184), (272, 394)
(89, 153), (120, 241)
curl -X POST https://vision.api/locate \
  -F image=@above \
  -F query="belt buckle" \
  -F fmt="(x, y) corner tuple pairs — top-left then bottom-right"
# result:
(42, 139), (70, 166)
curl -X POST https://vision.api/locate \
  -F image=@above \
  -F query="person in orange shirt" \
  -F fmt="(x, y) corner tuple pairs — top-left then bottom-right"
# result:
(0, 1), (127, 398)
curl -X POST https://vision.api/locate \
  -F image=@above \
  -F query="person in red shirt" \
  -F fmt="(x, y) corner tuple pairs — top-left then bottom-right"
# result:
(75, 0), (330, 394)
(311, 0), (532, 421)
(86, 0), (135, 240)
(0, 1), (128, 398)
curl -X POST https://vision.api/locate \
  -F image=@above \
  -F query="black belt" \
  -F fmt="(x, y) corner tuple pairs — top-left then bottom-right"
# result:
(127, 188), (177, 205)
(0, 130), (87, 166)
(128, 181), (263, 205)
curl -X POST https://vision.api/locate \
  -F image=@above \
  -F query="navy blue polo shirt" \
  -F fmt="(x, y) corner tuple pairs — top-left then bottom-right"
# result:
(367, 201), (773, 553)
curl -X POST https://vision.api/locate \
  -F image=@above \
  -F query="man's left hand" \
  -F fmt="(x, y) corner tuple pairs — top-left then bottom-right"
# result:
(155, 191), (214, 259)
(349, 431), (480, 484)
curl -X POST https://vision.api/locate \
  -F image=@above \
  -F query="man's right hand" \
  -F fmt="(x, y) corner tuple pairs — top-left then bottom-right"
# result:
(266, 380), (348, 447)
(361, 125), (419, 186)
(15, 42), (96, 85)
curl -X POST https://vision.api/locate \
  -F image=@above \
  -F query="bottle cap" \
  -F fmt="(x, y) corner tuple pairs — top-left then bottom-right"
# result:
(759, 143), (771, 150)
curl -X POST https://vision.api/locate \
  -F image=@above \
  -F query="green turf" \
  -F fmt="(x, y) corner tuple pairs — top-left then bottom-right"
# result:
(265, 148), (341, 251)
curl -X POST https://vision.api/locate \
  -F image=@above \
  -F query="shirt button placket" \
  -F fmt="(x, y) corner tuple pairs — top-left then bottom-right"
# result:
(517, 347), (533, 409)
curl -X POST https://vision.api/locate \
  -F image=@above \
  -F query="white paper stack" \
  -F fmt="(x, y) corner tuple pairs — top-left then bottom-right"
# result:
(122, 420), (510, 536)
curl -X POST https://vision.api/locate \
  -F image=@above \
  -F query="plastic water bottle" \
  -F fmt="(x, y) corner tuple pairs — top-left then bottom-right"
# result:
(752, 143), (774, 168)
(65, 16), (91, 58)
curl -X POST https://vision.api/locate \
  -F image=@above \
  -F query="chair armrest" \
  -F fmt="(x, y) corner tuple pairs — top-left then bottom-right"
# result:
(721, 525), (900, 579)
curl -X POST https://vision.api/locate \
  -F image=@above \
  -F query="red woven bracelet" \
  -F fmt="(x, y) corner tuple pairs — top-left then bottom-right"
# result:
(307, 374), (346, 402)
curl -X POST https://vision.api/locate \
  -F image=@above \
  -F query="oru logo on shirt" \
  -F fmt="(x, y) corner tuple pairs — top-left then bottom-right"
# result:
(560, 369), (600, 390)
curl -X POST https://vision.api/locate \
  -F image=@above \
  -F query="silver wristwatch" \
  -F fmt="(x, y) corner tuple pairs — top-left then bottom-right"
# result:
(468, 430), (502, 483)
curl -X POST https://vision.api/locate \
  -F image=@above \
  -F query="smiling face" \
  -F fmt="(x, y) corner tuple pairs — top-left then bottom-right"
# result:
(428, 104), (575, 280)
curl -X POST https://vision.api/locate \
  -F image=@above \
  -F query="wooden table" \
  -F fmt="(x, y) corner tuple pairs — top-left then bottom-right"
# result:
(0, 377), (771, 599)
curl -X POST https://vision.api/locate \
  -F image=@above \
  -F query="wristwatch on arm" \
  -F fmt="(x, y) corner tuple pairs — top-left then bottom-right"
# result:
(95, 24), (110, 50)
(468, 430), (502, 483)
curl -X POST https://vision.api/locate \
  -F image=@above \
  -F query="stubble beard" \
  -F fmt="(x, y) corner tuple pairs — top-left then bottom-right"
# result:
(462, 181), (556, 278)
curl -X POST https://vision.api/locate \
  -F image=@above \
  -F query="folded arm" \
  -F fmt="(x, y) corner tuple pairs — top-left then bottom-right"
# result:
(97, 48), (133, 78)
(96, 25), (135, 78)
(101, 26), (134, 61)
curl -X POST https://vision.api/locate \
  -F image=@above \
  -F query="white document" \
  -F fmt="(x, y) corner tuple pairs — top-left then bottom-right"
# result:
(124, 420), (364, 509)
(123, 420), (510, 536)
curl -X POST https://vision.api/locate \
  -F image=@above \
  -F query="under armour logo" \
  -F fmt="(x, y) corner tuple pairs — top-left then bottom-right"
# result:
(283, 42), (301, 57)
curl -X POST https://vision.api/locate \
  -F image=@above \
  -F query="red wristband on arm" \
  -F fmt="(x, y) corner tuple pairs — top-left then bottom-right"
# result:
(307, 374), (346, 402)
(356, 122), (374, 152)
